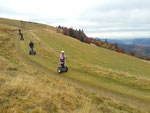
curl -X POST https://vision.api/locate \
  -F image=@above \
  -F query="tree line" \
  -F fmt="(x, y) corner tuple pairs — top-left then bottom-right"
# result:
(57, 25), (150, 61)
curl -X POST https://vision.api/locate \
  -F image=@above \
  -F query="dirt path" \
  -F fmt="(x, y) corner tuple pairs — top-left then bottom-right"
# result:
(15, 31), (150, 112)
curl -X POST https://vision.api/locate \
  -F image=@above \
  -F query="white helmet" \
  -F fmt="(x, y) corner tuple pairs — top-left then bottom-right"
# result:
(61, 51), (64, 53)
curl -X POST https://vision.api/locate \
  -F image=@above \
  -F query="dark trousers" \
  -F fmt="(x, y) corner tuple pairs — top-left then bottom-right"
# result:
(61, 64), (64, 68)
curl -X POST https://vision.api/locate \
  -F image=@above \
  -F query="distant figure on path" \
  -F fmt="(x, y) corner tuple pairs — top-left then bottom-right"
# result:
(29, 41), (36, 55)
(29, 41), (34, 51)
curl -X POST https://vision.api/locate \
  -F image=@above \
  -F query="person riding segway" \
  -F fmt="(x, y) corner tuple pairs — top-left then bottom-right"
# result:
(29, 41), (36, 55)
(57, 51), (68, 73)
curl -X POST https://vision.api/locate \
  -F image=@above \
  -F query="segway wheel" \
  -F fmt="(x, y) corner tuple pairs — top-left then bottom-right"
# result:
(64, 66), (68, 72)
(57, 67), (62, 73)
(34, 51), (36, 55)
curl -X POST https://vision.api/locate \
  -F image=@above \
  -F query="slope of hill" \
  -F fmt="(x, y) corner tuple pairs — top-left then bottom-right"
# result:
(118, 44), (150, 58)
(0, 18), (150, 112)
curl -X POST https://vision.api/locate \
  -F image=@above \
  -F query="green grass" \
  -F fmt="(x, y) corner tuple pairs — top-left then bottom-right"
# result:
(0, 17), (150, 112)
(35, 30), (150, 77)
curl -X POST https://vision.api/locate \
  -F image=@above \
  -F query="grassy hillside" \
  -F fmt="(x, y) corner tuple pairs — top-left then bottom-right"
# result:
(0, 18), (150, 113)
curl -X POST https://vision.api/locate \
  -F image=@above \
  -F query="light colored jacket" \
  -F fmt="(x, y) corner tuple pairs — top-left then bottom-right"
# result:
(60, 53), (65, 64)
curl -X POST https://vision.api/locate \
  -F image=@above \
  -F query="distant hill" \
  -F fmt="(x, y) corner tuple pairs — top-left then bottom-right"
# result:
(101, 38), (150, 46)
(132, 38), (150, 46)
(100, 38), (132, 44)
(100, 38), (150, 58)
(118, 44), (150, 58)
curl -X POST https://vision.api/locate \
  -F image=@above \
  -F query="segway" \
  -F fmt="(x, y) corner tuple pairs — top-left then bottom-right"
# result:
(57, 63), (68, 73)
(29, 48), (36, 55)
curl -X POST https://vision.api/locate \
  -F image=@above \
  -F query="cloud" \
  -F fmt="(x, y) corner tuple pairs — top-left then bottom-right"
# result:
(75, 0), (150, 38)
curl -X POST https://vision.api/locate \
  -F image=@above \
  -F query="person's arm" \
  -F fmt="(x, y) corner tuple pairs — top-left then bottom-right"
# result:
(60, 54), (63, 59)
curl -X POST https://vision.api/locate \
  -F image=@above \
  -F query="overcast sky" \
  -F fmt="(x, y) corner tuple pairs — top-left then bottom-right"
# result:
(0, 0), (150, 39)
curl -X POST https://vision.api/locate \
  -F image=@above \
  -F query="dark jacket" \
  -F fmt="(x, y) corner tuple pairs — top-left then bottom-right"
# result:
(19, 29), (21, 35)
(21, 33), (23, 38)
(29, 41), (34, 48)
